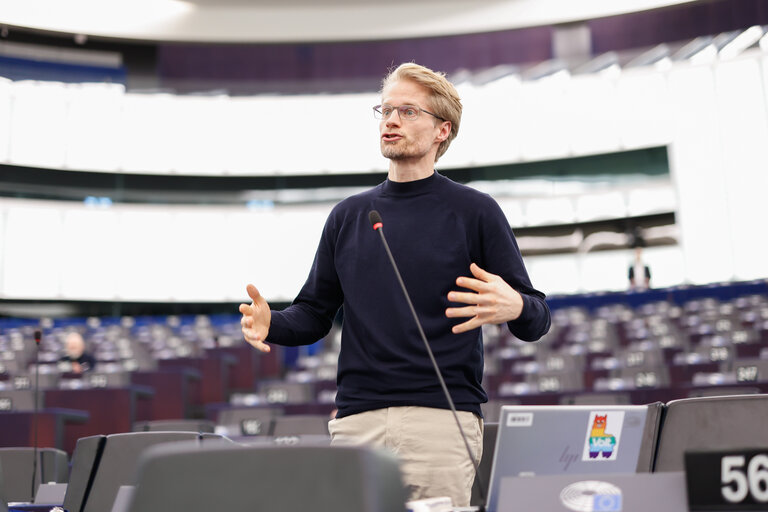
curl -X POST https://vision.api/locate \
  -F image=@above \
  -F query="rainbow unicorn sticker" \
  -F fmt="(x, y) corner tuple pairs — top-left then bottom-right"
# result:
(582, 411), (625, 461)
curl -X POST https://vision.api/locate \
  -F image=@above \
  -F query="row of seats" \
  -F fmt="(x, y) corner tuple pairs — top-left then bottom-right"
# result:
(2, 393), (768, 511)
(0, 289), (765, 448)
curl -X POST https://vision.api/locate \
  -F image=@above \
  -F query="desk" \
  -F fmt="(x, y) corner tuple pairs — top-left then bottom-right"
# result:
(158, 355), (236, 414)
(44, 386), (153, 454)
(0, 409), (88, 451)
(207, 346), (261, 392)
(132, 369), (200, 420)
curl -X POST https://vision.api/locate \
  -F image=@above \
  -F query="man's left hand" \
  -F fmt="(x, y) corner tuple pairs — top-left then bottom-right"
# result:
(445, 263), (524, 334)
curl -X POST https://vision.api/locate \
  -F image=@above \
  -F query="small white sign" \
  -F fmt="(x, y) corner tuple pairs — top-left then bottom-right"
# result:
(506, 412), (534, 427)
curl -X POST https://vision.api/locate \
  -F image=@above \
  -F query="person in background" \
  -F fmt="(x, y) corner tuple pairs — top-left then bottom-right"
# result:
(628, 228), (651, 291)
(239, 62), (550, 507)
(59, 332), (96, 373)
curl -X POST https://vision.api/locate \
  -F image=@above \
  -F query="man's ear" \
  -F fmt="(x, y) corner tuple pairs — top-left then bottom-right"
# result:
(437, 121), (451, 141)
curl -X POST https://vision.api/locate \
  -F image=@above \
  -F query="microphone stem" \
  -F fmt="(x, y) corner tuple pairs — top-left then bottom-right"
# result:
(375, 227), (487, 503)
(31, 339), (40, 502)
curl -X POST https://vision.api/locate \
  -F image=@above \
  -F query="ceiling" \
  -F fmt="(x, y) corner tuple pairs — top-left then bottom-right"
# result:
(0, 0), (702, 43)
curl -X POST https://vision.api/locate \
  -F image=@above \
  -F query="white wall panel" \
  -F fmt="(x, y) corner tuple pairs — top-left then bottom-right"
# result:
(223, 209), (288, 301)
(328, 93), (383, 173)
(565, 74), (621, 155)
(579, 250), (633, 292)
(497, 197), (525, 228)
(166, 208), (230, 301)
(1, 204), (63, 298)
(220, 97), (269, 175)
(462, 76), (525, 166)
(525, 196), (576, 226)
(667, 64), (733, 284)
(0, 78), (12, 163)
(0, 208), (5, 294)
(9, 81), (68, 169)
(440, 83), (479, 168)
(65, 83), (124, 172)
(714, 57), (768, 281)
(615, 70), (672, 149)
(626, 185), (677, 216)
(59, 207), (119, 299)
(169, 95), (229, 175)
(518, 74), (571, 161)
(271, 206), (332, 301)
(643, 245), (686, 289)
(119, 93), (177, 173)
(575, 191), (625, 222)
(113, 208), (176, 300)
(525, 254), (580, 295)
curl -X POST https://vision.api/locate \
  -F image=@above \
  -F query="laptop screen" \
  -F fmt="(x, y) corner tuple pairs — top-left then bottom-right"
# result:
(486, 404), (661, 512)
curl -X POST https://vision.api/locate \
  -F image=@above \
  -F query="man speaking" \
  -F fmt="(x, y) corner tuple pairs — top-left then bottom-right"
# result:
(240, 62), (550, 507)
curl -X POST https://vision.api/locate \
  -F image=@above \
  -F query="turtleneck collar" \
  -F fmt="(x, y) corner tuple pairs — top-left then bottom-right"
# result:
(382, 171), (441, 197)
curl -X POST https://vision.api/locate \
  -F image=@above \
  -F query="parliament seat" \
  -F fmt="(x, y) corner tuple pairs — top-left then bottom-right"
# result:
(272, 414), (329, 437)
(62, 435), (106, 512)
(258, 380), (315, 405)
(216, 406), (282, 437)
(62, 431), (223, 512)
(559, 391), (632, 405)
(125, 443), (407, 512)
(470, 422), (497, 508)
(132, 419), (215, 433)
(0, 447), (68, 503)
(653, 394), (768, 472)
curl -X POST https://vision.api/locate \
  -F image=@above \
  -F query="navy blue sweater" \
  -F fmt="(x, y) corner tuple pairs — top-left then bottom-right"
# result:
(268, 172), (550, 418)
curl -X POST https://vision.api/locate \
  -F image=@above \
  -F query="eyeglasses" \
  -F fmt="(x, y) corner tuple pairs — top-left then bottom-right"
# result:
(373, 104), (446, 122)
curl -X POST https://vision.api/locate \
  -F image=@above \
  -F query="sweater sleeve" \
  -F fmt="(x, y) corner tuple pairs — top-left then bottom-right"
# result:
(266, 212), (344, 347)
(478, 197), (551, 342)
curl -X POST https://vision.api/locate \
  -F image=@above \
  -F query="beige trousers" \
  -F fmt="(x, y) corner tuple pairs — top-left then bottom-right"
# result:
(328, 406), (483, 507)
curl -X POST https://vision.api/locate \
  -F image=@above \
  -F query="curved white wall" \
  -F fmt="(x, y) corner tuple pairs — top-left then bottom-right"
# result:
(1, 48), (767, 301)
(0, 67), (675, 175)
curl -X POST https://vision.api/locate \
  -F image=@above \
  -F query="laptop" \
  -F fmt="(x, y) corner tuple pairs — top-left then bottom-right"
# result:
(486, 404), (663, 512)
(495, 472), (686, 512)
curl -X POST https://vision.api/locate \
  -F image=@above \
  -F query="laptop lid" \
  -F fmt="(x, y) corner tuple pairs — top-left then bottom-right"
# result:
(487, 404), (661, 512)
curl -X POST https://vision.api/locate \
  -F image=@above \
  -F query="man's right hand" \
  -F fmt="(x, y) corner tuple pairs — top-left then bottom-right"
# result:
(239, 284), (272, 353)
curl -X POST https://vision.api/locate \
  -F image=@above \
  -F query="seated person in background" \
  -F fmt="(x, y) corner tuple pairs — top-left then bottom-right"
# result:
(59, 332), (96, 373)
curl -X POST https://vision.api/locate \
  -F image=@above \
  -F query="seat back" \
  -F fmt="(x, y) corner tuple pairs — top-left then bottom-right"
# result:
(0, 459), (8, 512)
(470, 422), (497, 507)
(133, 419), (215, 433)
(258, 381), (314, 405)
(272, 414), (329, 437)
(63, 435), (107, 512)
(217, 406), (281, 437)
(81, 431), (210, 512)
(654, 394), (768, 471)
(125, 443), (407, 512)
(0, 447), (68, 503)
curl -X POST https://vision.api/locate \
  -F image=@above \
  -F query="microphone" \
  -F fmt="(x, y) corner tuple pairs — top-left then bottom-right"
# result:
(368, 210), (487, 511)
(31, 329), (42, 502)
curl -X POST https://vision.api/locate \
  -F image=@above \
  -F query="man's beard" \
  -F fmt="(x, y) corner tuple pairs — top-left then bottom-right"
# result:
(381, 139), (425, 161)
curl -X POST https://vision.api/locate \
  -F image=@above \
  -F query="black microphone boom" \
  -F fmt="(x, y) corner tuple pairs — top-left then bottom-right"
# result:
(368, 210), (487, 511)
(31, 329), (42, 502)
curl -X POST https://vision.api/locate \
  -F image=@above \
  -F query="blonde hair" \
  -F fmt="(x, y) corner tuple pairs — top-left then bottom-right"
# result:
(381, 63), (462, 162)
